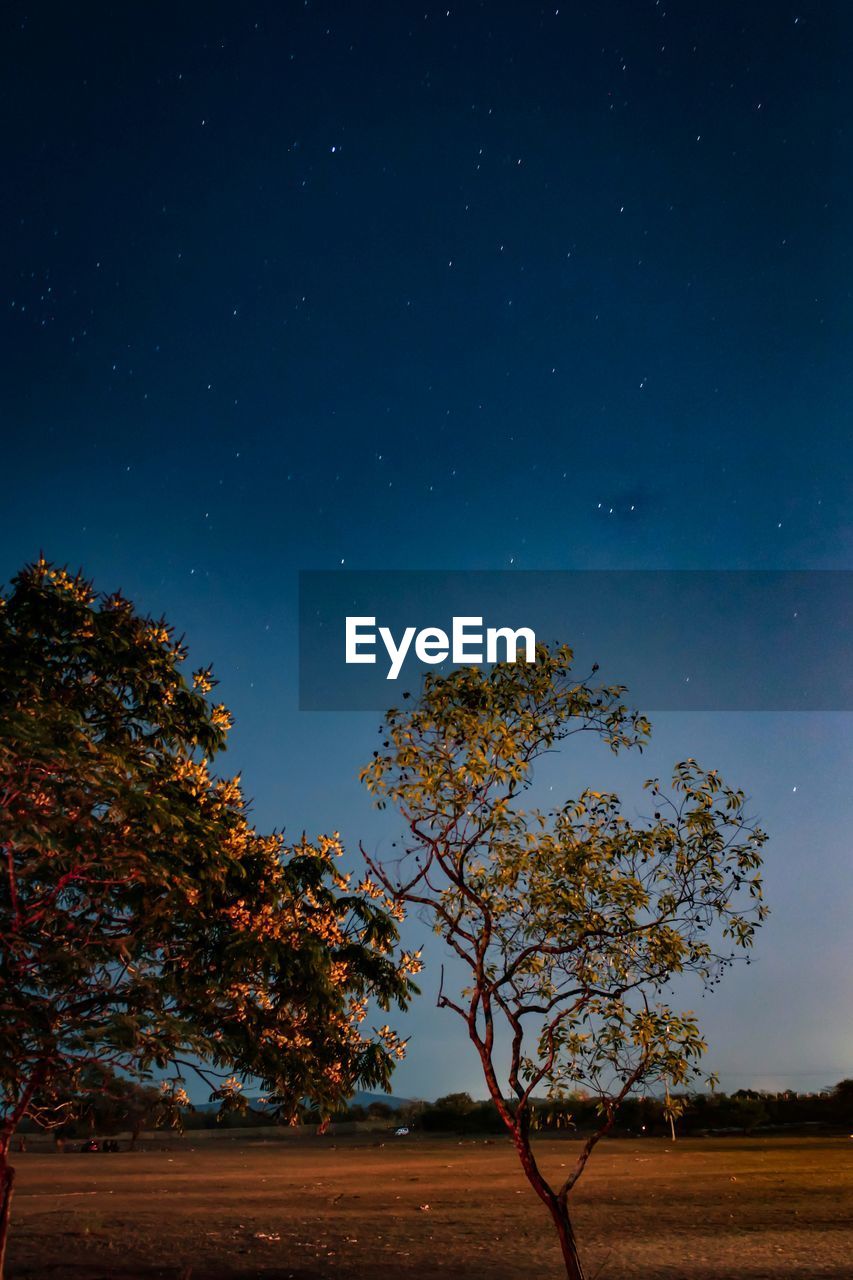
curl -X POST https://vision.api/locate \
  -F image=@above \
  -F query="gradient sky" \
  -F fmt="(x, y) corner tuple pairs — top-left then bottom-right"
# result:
(2, 2), (851, 1099)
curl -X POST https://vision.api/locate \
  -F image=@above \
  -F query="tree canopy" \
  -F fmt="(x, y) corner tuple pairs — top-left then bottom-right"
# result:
(361, 645), (768, 1280)
(0, 559), (416, 1271)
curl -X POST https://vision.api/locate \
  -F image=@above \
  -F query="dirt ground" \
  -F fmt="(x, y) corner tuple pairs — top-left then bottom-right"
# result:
(5, 1134), (851, 1279)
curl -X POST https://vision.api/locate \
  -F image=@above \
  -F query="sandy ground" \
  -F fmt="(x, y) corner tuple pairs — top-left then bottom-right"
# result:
(5, 1134), (851, 1279)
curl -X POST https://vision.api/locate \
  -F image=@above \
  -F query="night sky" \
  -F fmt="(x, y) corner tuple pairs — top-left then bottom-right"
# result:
(3, 2), (851, 1099)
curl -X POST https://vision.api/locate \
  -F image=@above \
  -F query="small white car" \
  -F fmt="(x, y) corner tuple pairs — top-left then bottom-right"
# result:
(394, 1126), (410, 1136)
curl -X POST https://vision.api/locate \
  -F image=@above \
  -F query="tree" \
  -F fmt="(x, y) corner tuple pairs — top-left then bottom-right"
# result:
(728, 1090), (770, 1134)
(396, 1098), (426, 1128)
(41, 1067), (164, 1148)
(360, 646), (768, 1280)
(0, 559), (416, 1275)
(830, 1079), (853, 1126)
(366, 1100), (394, 1120)
(433, 1091), (476, 1115)
(662, 1082), (686, 1141)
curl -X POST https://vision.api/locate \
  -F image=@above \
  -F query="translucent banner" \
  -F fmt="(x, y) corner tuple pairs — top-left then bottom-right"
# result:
(298, 571), (852, 712)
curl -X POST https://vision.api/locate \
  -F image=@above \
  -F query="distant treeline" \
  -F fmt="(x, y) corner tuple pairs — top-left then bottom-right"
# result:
(22, 1079), (852, 1140)
(198, 1080), (853, 1136)
(398, 1082), (853, 1136)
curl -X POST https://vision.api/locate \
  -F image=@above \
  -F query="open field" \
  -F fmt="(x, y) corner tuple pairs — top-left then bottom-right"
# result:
(6, 1134), (851, 1279)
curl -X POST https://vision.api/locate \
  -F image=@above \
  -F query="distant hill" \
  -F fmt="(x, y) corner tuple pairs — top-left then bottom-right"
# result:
(350, 1091), (411, 1111)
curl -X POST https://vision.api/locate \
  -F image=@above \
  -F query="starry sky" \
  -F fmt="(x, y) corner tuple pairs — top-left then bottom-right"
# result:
(2, 2), (851, 1100)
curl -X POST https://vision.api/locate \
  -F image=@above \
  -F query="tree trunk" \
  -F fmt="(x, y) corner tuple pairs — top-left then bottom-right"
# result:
(0, 1146), (15, 1280)
(508, 1120), (586, 1280)
(0, 1064), (48, 1276)
(549, 1197), (585, 1280)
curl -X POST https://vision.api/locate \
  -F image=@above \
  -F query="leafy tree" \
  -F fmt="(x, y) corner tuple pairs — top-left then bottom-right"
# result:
(0, 559), (416, 1274)
(361, 646), (768, 1280)
(41, 1067), (164, 1147)
(396, 1098), (426, 1127)
(662, 1080), (686, 1140)
(830, 1079), (853, 1124)
(433, 1091), (476, 1114)
(366, 1100), (394, 1119)
(728, 1093), (769, 1134)
(821, 1080), (853, 1130)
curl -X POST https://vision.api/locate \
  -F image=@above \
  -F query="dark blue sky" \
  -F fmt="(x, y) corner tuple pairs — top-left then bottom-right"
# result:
(3, 2), (850, 1098)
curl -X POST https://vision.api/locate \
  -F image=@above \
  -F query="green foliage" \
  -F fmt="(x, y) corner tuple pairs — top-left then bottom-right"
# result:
(361, 644), (768, 1221)
(0, 560), (415, 1158)
(28, 1067), (164, 1140)
(366, 1100), (394, 1119)
(433, 1091), (476, 1114)
(408, 1085), (848, 1138)
(726, 1093), (769, 1133)
(420, 1097), (504, 1133)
